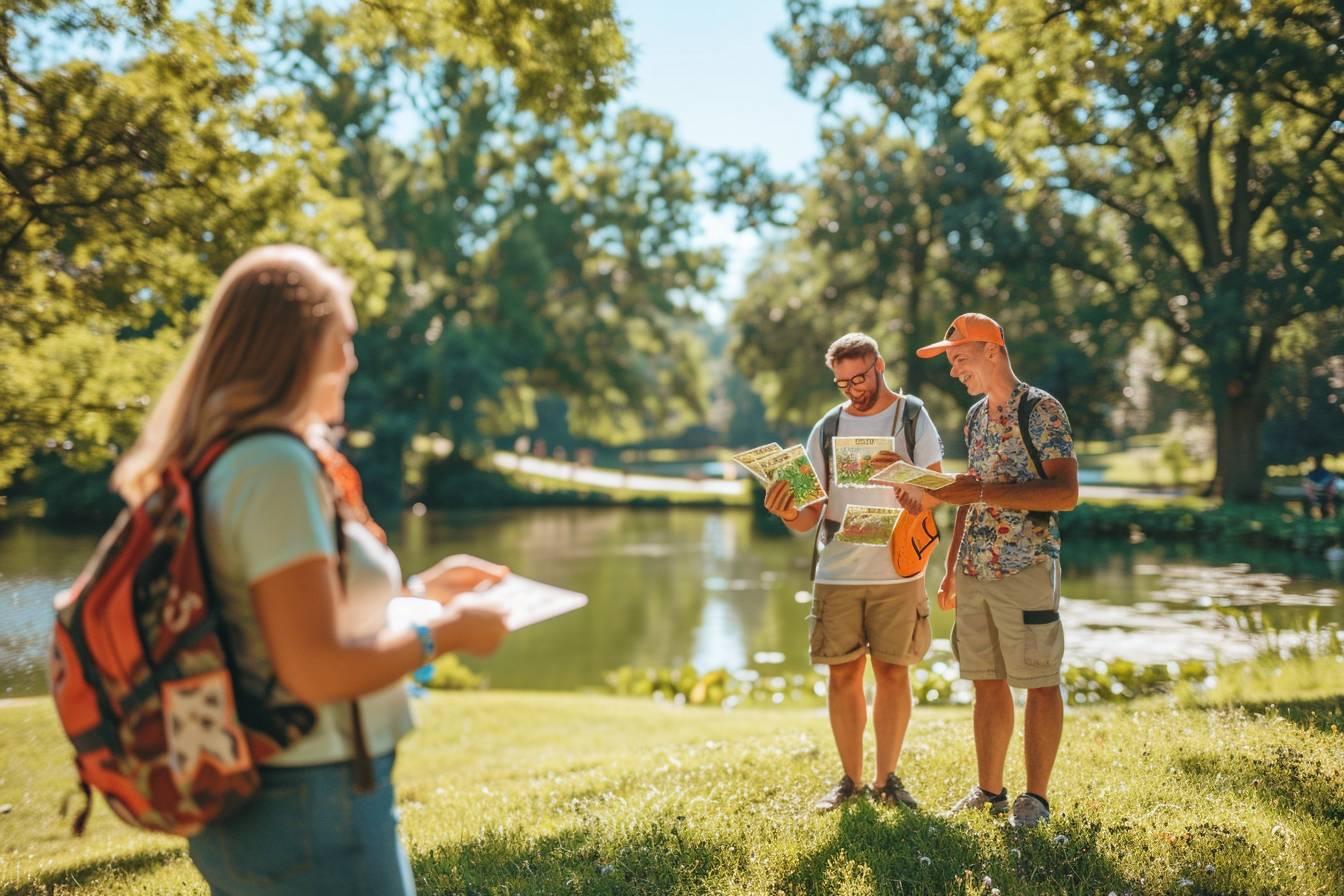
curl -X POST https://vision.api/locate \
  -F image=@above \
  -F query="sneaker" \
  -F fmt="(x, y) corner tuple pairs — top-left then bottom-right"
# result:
(945, 785), (1010, 816)
(1009, 792), (1051, 828)
(813, 775), (861, 812)
(872, 773), (918, 809)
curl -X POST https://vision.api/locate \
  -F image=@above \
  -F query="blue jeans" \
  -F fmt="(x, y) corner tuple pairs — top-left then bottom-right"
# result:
(188, 752), (416, 896)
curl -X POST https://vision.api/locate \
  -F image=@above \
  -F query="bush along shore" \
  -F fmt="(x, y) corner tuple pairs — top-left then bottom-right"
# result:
(601, 630), (1344, 710)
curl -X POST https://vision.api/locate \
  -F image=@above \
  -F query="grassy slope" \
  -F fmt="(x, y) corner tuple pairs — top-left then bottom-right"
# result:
(3, 657), (1343, 896)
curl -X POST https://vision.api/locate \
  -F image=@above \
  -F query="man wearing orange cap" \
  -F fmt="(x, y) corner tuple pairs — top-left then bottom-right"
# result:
(914, 313), (1079, 829)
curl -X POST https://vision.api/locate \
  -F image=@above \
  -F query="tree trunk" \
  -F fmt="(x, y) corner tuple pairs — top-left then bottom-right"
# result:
(903, 281), (924, 398)
(1210, 382), (1267, 503)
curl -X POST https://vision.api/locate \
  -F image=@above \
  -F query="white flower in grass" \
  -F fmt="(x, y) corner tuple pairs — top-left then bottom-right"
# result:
(1178, 879), (1193, 888)
(919, 855), (931, 866)
(1054, 834), (1069, 844)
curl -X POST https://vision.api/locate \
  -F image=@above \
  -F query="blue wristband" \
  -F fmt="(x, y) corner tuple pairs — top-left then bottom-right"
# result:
(412, 622), (435, 684)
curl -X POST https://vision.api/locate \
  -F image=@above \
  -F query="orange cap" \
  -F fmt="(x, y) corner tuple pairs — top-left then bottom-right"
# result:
(916, 313), (1006, 358)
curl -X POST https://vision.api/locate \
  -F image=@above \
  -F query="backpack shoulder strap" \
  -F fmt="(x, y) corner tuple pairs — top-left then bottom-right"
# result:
(1015, 386), (1057, 527)
(899, 394), (924, 462)
(1016, 387), (1047, 480)
(190, 427), (309, 481)
(818, 403), (845, 491)
(810, 404), (846, 582)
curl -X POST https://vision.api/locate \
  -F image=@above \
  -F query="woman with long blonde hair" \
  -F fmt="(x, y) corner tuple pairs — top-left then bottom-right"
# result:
(115, 244), (509, 895)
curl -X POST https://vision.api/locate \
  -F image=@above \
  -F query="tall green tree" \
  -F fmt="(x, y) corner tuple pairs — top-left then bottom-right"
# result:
(957, 0), (1344, 499)
(0, 0), (385, 488)
(730, 0), (1124, 436)
(274, 8), (716, 502)
(1, 0), (636, 497)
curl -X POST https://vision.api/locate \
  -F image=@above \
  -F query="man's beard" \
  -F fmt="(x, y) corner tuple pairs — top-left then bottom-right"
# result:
(850, 387), (878, 410)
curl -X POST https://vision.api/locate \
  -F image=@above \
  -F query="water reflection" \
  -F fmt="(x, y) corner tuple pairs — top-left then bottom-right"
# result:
(0, 508), (1339, 697)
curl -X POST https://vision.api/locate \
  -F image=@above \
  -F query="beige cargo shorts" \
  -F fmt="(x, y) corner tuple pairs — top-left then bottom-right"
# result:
(807, 579), (932, 666)
(951, 558), (1065, 689)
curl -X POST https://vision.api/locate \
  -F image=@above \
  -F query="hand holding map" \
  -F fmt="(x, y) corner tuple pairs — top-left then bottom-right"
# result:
(759, 445), (826, 509)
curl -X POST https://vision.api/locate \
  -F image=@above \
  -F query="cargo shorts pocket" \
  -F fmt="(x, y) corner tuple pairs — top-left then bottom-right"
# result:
(807, 597), (825, 656)
(1021, 609), (1064, 669)
(909, 602), (932, 661)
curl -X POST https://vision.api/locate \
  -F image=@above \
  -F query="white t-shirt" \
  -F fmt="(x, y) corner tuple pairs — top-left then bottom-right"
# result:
(199, 434), (414, 766)
(805, 397), (943, 585)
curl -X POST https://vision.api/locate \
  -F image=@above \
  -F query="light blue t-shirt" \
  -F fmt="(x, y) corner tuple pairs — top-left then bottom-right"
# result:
(199, 433), (413, 766)
(805, 397), (943, 585)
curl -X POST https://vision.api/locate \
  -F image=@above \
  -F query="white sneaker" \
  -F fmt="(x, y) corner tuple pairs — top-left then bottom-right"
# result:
(1009, 792), (1051, 828)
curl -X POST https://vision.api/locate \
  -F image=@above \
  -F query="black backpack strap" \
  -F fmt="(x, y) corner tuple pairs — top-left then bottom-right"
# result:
(810, 404), (845, 581)
(899, 394), (924, 462)
(1015, 387), (1056, 528)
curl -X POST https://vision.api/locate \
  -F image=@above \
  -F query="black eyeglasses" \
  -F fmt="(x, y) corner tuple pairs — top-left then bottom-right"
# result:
(833, 356), (879, 390)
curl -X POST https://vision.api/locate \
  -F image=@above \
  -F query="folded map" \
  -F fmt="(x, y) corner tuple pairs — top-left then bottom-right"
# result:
(833, 436), (895, 488)
(387, 574), (588, 633)
(835, 504), (903, 547)
(869, 460), (956, 489)
(758, 445), (826, 509)
(731, 442), (783, 484)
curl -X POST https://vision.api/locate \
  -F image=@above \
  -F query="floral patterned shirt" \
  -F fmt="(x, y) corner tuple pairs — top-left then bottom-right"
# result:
(958, 382), (1074, 580)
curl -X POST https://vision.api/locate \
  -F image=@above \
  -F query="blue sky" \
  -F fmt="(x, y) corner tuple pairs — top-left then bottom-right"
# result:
(615, 0), (827, 305)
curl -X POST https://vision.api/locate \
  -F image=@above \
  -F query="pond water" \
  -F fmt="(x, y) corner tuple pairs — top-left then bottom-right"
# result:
(2, 507), (1340, 698)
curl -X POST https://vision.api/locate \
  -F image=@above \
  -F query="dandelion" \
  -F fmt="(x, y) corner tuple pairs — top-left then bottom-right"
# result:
(983, 876), (994, 888)
(1205, 864), (1214, 873)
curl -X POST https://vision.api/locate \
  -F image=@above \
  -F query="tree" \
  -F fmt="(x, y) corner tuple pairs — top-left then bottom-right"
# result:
(729, 0), (1126, 437)
(274, 9), (717, 503)
(0, 0), (385, 489)
(1, 0), (637, 499)
(956, 0), (1344, 499)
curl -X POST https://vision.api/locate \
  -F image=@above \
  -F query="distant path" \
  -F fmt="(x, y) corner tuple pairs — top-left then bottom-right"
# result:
(494, 452), (1186, 503)
(492, 452), (748, 498)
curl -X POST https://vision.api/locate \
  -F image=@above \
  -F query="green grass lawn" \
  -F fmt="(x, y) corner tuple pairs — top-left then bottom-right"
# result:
(3, 657), (1343, 895)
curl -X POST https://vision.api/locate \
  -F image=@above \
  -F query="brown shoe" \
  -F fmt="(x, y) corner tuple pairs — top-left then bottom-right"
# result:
(813, 775), (861, 812)
(873, 773), (918, 809)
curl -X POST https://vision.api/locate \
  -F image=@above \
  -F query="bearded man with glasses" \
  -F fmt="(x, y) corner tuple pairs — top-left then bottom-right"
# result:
(764, 332), (945, 812)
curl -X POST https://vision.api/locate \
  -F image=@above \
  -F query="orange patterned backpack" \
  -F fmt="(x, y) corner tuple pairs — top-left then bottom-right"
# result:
(49, 430), (320, 836)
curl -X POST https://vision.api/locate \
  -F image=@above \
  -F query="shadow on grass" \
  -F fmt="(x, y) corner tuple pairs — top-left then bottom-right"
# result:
(1175, 742), (1344, 824)
(412, 819), (743, 896)
(410, 798), (1139, 895)
(2, 847), (188, 896)
(785, 802), (1137, 896)
(1195, 693), (1344, 737)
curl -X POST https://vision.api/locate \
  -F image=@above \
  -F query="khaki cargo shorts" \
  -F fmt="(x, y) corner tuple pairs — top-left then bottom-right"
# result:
(951, 559), (1065, 689)
(808, 579), (932, 666)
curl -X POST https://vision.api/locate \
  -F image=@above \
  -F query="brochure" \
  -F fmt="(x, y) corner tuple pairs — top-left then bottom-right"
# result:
(832, 436), (895, 487)
(835, 504), (903, 547)
(731, 442), (784, 484)
(386, 574), (588, 633)
(869, 460), (956, 489)
(758, 445), (826, 509)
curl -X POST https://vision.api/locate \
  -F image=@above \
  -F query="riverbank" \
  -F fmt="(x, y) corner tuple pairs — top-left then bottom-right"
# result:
(3, 654), (1342, 895)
